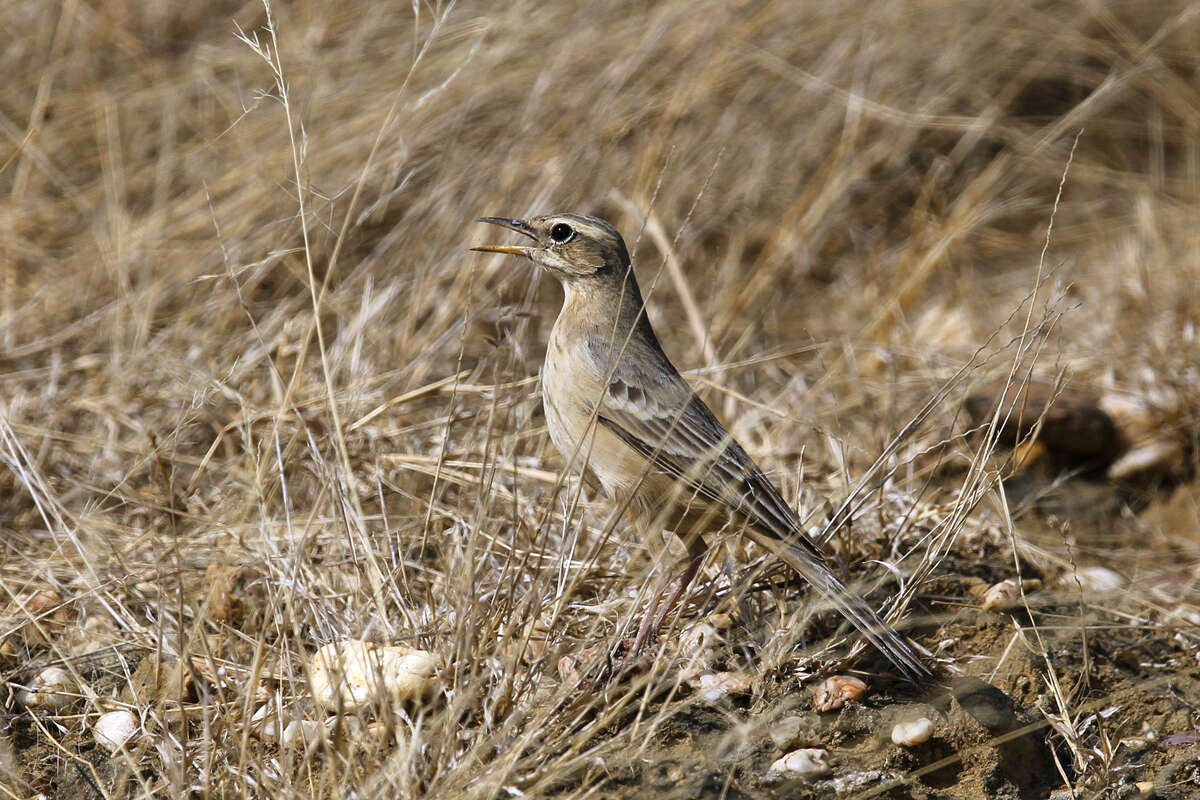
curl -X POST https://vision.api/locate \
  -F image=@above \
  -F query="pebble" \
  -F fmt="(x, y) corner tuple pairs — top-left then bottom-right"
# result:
(769, 717), (800, 750)
(1, 590), (71, 655)
(981, 578), (1041, 611)
(281, 719), (322, 749)
(891, 717), (934, 747)
(768, 748), (831, 780)
(1108, 439), (1182, 481)
(768, 715), (820, 751)
(1048, 789), (1082, 800)
(310, 641), (437, 713)
(94, 710), (138, 752)
(251, 699), (285, 742)
(1067, 566), (1124, 593)
(812, 675), (868, 712)
(685, 670), (752, 703)
(17, 666), (75, 710)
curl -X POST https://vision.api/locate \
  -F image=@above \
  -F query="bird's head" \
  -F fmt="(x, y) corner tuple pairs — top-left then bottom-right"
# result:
(472, 213), (631, 285)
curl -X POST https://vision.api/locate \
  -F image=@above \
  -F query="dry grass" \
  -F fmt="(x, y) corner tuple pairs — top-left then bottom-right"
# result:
(2, 1), (1199, 797)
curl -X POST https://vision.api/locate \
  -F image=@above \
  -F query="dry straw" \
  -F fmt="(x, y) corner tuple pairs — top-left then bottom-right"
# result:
(1, 0), (1198, 797)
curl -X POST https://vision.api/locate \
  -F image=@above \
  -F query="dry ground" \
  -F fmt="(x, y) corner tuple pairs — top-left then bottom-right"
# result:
(2, 1), (1199, 798)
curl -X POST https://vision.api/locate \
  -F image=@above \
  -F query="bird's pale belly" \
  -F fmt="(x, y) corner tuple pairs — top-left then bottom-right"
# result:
(542, 365), (639, 495)
(541, 357), (710, 535)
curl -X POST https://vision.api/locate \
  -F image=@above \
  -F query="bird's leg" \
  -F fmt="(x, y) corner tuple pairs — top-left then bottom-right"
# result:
(627, 535), (708, 662)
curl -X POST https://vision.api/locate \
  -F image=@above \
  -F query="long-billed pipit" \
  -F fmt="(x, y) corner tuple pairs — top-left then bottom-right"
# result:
(473, 213), (931, 682)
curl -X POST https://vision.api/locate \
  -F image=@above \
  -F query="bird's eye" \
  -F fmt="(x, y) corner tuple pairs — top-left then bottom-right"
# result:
(549, 222), (575, 244)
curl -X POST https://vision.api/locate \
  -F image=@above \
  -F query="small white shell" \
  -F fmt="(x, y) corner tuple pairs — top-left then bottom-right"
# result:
(94, 710), (138, 752)
(17, 666), (75, 709)
(768, 747), (831, 779)
(310, 641), (437, 713)
(891, 717), (934, 747)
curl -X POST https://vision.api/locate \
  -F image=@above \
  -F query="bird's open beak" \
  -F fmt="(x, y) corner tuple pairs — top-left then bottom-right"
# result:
(472, 217), (536, 256)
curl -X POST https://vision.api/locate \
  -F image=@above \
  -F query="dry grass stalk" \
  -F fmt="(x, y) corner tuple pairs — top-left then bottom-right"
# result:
(1, 0), (1198, 797)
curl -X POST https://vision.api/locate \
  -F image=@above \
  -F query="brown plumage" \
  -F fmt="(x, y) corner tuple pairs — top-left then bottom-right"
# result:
(474, 213), (930, 682)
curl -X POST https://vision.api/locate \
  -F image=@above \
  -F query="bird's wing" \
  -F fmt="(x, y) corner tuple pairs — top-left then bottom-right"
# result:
(590, 343), (821, 560)
(590, 340), (932, 682)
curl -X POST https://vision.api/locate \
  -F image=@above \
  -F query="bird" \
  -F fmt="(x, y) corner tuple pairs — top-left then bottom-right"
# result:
(473, 212), (931, 682)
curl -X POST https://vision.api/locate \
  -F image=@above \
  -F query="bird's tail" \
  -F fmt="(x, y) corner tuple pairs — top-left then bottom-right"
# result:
(752, 533), (933, 684)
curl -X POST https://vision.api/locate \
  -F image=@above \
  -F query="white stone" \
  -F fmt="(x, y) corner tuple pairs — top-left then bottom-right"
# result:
(686, 670), (752, 704)
(768, 747), (830, 779)
(251, 700), (285, 742)
(17, 667), (74, 709)
(981, 578), (1040, 611)
(325, 714), (367, 738)
(310, 640), (437, 712)
(1069, 566), (1124, 593)
(94, 710), (138, 752)
(891, 717), (934, 747)
(1108, 440), (1182, 481)
(768, 716), (804, 751)
(281, 719), (322, 749)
